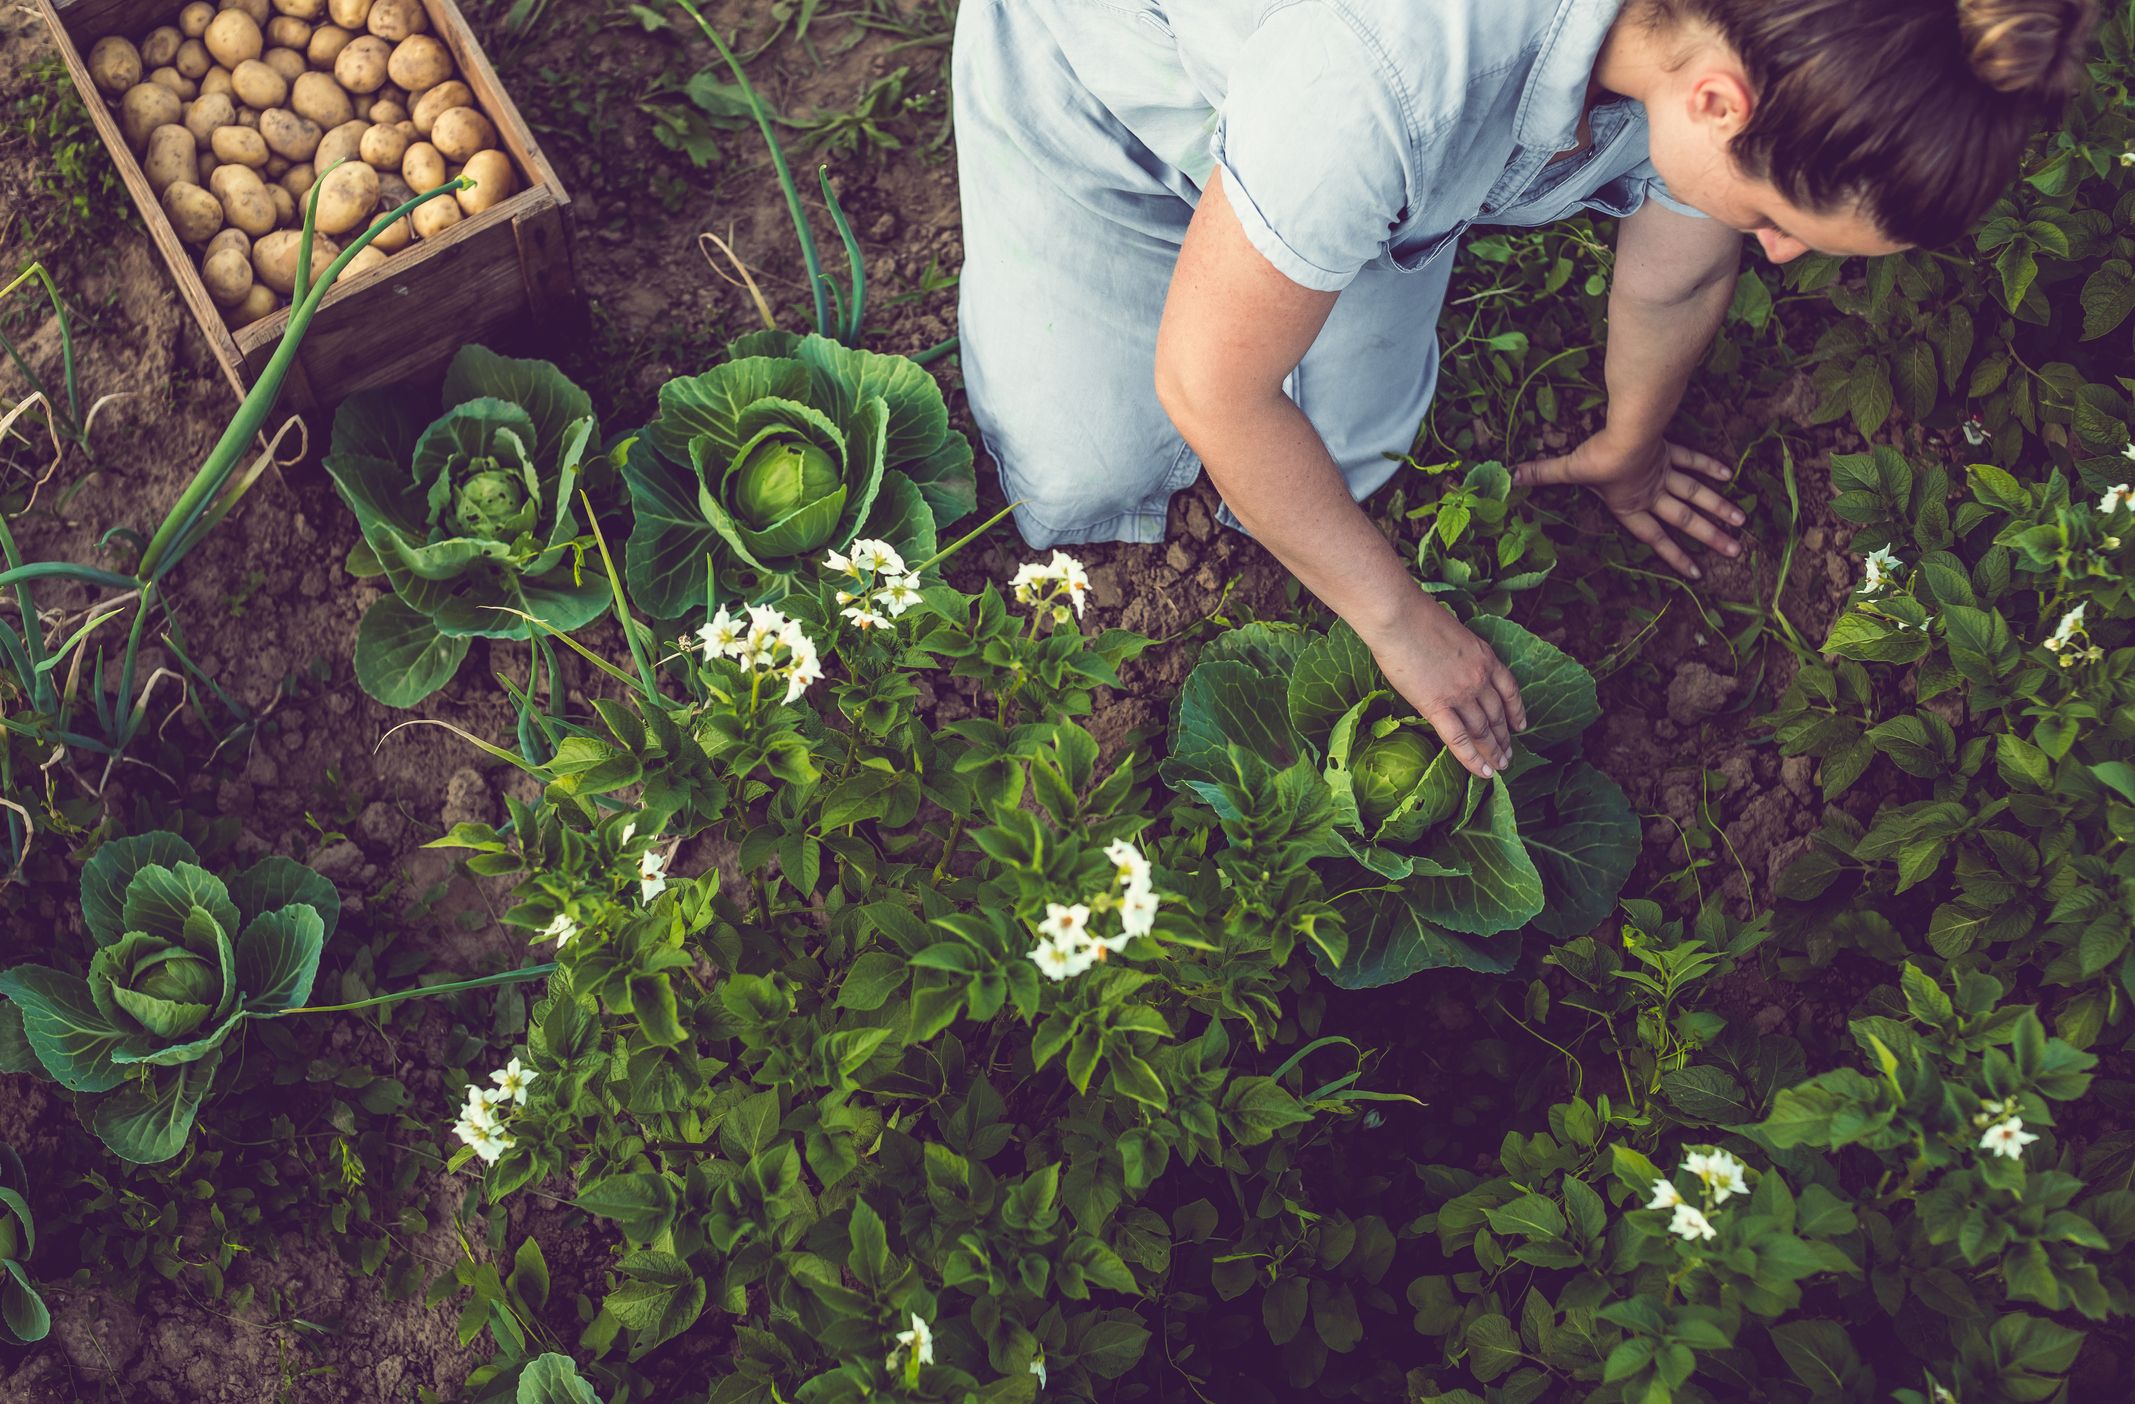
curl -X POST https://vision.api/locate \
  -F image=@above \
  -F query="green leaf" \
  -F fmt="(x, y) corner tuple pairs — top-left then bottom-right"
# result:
(91, 1053), (221, 1163)
(442, 345), (597, 472)
(1287, 624), (1381, 752)
(1073, 1317), (1151, 1380)
(1402, 777), (1546, 935)
(1512, 762), (1636, 937)
(80, 832), (199, 946)
(574, 1174), (678, 1243)
(1465, 1314), (1522, 1382)
(353, 596), (472, 708)
(1657, 1066), (1751, 1125)
(516, 1353), (603, 1404)
(620, 435), (721, 619)
(1, 1260), (50, 1345)
(643, 356), (812, 471)
(1160, 661), (1301, 790)
(1222, 1077), (1312, 1145)
(0, 966), (147, 1092)
(120, 862), (237, 948)
(1770, 1321), (1859, 1394)
(229, 856), (340, 943)
(1311, 1279), (1363, 1353)
(1484, 1193), (1567, 1241)
(1468, 616), (1598, 749)
(721, 1090), (781, 1159)
(234, 904), (327, 1013)
(1320, 887), (1517, 988)
(1262, 1277), (1308, 1345)
(834, 951), (905, 1011)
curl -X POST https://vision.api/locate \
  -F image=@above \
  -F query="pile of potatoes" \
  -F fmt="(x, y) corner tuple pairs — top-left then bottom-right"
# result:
(87, 0), (522, 328)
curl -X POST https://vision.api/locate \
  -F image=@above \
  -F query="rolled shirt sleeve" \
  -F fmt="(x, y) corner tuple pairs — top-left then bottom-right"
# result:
(1207, 2), (1417, 293)
(1626, 158), (1709, 220)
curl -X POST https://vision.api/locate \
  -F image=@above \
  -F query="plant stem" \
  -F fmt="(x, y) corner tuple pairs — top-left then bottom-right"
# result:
(277, 962), (556, 1016)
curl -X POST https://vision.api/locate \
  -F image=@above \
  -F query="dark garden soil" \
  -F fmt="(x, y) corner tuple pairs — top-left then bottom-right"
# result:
(0, 1), (1995, 1398)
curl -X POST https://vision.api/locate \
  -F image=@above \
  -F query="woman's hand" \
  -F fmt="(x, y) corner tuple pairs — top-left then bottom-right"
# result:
(1356, 595), (1527, 779)
(1514, 430), (1744, 579)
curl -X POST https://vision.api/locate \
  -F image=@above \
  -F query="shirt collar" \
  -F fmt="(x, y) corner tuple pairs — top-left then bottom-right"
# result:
(1511, 0), (1625, 150)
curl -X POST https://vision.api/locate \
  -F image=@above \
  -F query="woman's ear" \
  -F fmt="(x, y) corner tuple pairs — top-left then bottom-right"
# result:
(1685, 68), (1755, 142)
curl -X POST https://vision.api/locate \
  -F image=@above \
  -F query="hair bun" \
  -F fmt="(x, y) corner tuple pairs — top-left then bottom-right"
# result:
(1957, 0), (2097, 99)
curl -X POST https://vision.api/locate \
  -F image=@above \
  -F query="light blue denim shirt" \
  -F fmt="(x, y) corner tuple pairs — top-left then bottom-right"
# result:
(952, 0), (1707, 546)
(1039, 0), (1704, 291)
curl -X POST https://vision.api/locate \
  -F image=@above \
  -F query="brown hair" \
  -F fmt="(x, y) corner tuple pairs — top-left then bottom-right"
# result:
(1652, 0), (2099, 245)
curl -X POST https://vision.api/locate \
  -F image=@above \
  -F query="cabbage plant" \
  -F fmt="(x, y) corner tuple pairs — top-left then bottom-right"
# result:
(325, 345), (607, 707)
(1160, 615), (1637, 986)
(0, 832), (338, 1163)
(623, 330), (975, 614)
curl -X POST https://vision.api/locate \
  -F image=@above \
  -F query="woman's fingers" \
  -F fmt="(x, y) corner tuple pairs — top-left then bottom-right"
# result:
(1654, 493), (1742, 556)
(1664, 469), (1747, 529)
(1490, 654), (1527, 733)
(1669, 443), (1734, 482)
(1620, 509), (1701, 578)
(1425, 703), (1501, 779)
(1469, 691), (1512, 769)
(1512, 452), (1578, 488)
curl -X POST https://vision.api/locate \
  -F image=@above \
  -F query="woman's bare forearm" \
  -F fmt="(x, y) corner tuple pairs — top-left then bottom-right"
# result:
(1167, 388), (1420, 644)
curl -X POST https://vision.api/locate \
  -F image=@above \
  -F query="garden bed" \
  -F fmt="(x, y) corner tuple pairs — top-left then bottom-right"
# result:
(2, 2), (2129, 1401)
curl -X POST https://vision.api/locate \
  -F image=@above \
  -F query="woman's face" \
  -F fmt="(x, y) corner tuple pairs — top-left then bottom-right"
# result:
(1638, 59), (1913, 262)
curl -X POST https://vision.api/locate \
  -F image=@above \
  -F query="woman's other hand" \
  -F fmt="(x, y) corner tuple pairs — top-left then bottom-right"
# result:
(1514, 430), (1745, 579)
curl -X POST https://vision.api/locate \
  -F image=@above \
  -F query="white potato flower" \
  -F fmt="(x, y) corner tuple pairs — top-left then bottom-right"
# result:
(1860, 545), (1899, 595)
(850, 539), (906, 576)
(1683, 1148), (1749, 1202)
(842, 605), (891, 631)
(1980, 1116), (2039, 1160)
(2098, 483), (2133, 515)
(541, 912), (579, 948)
(639, 848), (669, 904)
(1104, 838), (1151, 890)
(1646, 1178), (1684, 1210)
(1042, 902), (1091, 944)
(490, 1057), (537, 1106)
(698, 607), (746, 659)
(1120, 882), (1159, 939)
(1669, 1203), (1717, 1242)
(876, 573), (924, 616)
(891, 1311), (934, 1368)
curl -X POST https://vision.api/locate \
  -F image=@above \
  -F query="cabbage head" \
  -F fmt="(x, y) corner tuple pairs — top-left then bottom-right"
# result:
(622, 330), (976, 615)
(1161, 615), (1637, 988)
(325, 345), (607, 708)
(0, 832), (339, 1163)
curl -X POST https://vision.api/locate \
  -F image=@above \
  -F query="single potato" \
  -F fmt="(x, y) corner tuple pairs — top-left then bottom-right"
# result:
(368, 210), (412, 252)
(216, 165), (278, 236)
(366, 0), (426, 42)
(357, 122), (408, 170)
(272, 0), (326, 20)
(333, 35), (391, 94)
(200, 66), (235, 97)
(161, 181), (224, 242)
(315, 119), (369, 170)
(265, 17), (313, 51)
(374, 82), (410, 110)
(291, 71), (355, 128)
(141, 27), (182, 69)
(260, 107), (323, 160)
(232, 283), (278, 323)
(281, 162), (316, 198)
(220, 0), (271, 23)
(455, 150), (515, 215)
(148, 69), (199, 101)
(427, 107), (494, 164)
(202, 245), (255, 308)
(202, 10), (262, 68)
(184, 92), (235, 145)
(205, 226), (251, 261)
(307, 24), (354, 68)
(144, 125), (199, 195)
(235, 107), (259, 127)
(179, 3), (217, 39)
(265, 153), (290, 177)
(197, 151), (219, 183)
(174, 37), (213, 79)
(230, 56), (286, 108)
(313, 160), (380, 235)
(409, 80), (470, 135)
(211, 124), (270, 168)
(367, 98), (407, 123)
(400, 141), (445, 191)
(88, 36), (142, 95)
(411, 195), (460, 240)
(328, 0), (372, 29)
(252, 228), (339, 295)
(343, 245), (388, 277)
(269, 184), (296, 224)
(386, 35), (451, 93)
(120, 83), (183, 151)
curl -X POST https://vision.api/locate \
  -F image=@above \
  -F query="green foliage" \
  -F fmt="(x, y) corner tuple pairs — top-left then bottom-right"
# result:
(0, 832), (338, 1162)
(325, 345), (610, 707)
(622, 331), (976, 614)
(1160, 614), (1637, 986)
(1404, 949), (2130, 1404)
(0, 1144), (49, 1345)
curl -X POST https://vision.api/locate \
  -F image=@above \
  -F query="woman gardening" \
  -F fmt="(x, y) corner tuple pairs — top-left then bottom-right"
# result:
(952, 0), (2098, 781)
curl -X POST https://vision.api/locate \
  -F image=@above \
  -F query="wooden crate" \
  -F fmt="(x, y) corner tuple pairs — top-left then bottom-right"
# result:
(36, 0), (578, 409)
